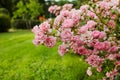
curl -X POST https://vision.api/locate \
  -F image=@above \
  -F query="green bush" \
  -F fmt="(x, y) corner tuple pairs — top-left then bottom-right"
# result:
(0, 13), (11, 32)
(12, 19), (40, 29)
(0, 8), (9, 15)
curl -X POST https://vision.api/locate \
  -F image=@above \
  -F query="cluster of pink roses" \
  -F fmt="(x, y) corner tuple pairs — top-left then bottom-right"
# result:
(32, 0), (120, 80)
(32, 21), (56, 47)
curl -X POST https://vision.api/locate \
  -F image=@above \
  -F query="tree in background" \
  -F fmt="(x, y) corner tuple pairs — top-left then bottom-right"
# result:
(13, 0), (44, 29)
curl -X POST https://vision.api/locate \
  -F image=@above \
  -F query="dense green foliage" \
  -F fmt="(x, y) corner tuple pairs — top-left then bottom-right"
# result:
(12, 0), (43, 29)
(0, 13), (11, 32)
(13, 0), (43, 20)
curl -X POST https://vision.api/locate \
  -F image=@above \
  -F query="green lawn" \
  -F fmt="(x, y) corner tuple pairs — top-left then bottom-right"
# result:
(0, 30), (104, 80)
(0, 30), (103, 80)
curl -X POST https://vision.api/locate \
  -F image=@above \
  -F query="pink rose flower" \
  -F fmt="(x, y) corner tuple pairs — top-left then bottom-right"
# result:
(62, 4), (73, 10)
(108, 20), (116, 28)
(86, 20), (97, 29)
(110, 14), (117, 19)
(107, 54), (116, 60)
(39, 22), (50, 33)
(98, 1), (110, 10)
(109, 46), (118, 53)
(86, 55), (104, 67)
(35, 32), (47, 42)
(92, 30), (100, 39)
(54, 15), (64, 28)
(115, 61), (120, 66)
(77, 46), (87, 55)
(71, 36), (80, 42)
(88, 39), (98, 47)
(92, 31), (106, 39)
(60, 10), (70, 17)
(70, 42), (79, 52)
(103, 41), (111, 51)
(58, 43), (67, 56)
(44, 36), (56, 47)
(80, 5), (89, 11)
(32, 39), (40, 45)
(87, 11), (96, 18)
(32, 25), (40, 34)
(94, 42), (104, 50)
(60, 29), (73, 42)
(78, 26), (88, 34)
(106, 72), (111, 78)
(62, 19), (74, 28)
(99, 32), (106, 39)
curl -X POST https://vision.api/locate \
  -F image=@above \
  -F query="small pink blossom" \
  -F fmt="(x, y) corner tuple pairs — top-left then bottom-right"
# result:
(32, 25), (40, 34)
(77, 46), (87, 55)
(86, 55), (103, 67)
(71, 36), (80, 42)
(54, 15), (64, 28)
(106, 72), (111, 78)
(71, 10), (81, 24)
(86, 67), (92, 76)
(80, 31), (93, 43)
(115, 61), (120, 66)
(94, 42), (104, 50)
(103, 41), (111, 51)
(54, 15), (65, 28)
(70, 42), (79, 52)
(88, 39), (98, 47)
(109, 46), (118, 53)
(92, 30), (100, 39)
(58, 43), (67, 56)
(108, 20), (116, 28)
(62, 19), (74, 28)
(60, 10), (70, 17)
(32, 39), (40, 45)
(60, 29), (73, 42)
(98, 1), (110, 10)
(87, 20), (97, 29)
(48, 5), (61, 14)
(97, 66), (102, 72)
(80, 5), (89, 11)
(87, 11), (96, 18)
(110, 14), (117, 19)
(99, 32), (106, 39)
(62, 4), (73, 10)
(107, 54), (116, 60)
(44, 36), (56, 47)
(39, 22), (50, 33)
(35, 32), (47, 41)
(78, 26), (88, 34)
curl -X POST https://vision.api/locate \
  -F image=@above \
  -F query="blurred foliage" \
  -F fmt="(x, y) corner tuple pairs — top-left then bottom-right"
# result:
(12, 0), (42, 29)
(0, 8), (9, 15)
(0, 13), (11, 32)
(0, 0), (13, 16)
(13, 0), (43, 20)
(11, 19), (40, 29)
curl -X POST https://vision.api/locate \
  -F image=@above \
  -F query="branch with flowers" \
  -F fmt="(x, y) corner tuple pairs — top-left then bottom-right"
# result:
(32, 0), (120, 80)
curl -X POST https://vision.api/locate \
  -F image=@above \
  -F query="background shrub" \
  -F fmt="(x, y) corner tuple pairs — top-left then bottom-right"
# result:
(0, 13), (11, 32)
(12, 19), (40, 29)
(0, 8), (9, 15)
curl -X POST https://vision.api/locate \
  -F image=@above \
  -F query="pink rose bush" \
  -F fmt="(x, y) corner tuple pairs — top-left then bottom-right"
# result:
(32, 0), (120, 80)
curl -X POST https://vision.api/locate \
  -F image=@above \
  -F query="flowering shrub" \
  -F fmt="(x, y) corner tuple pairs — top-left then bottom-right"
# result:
(32, 0), (120, 80)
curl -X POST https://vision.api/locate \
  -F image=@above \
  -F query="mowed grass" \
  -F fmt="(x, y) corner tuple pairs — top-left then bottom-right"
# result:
(0, 30), (89, 80)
